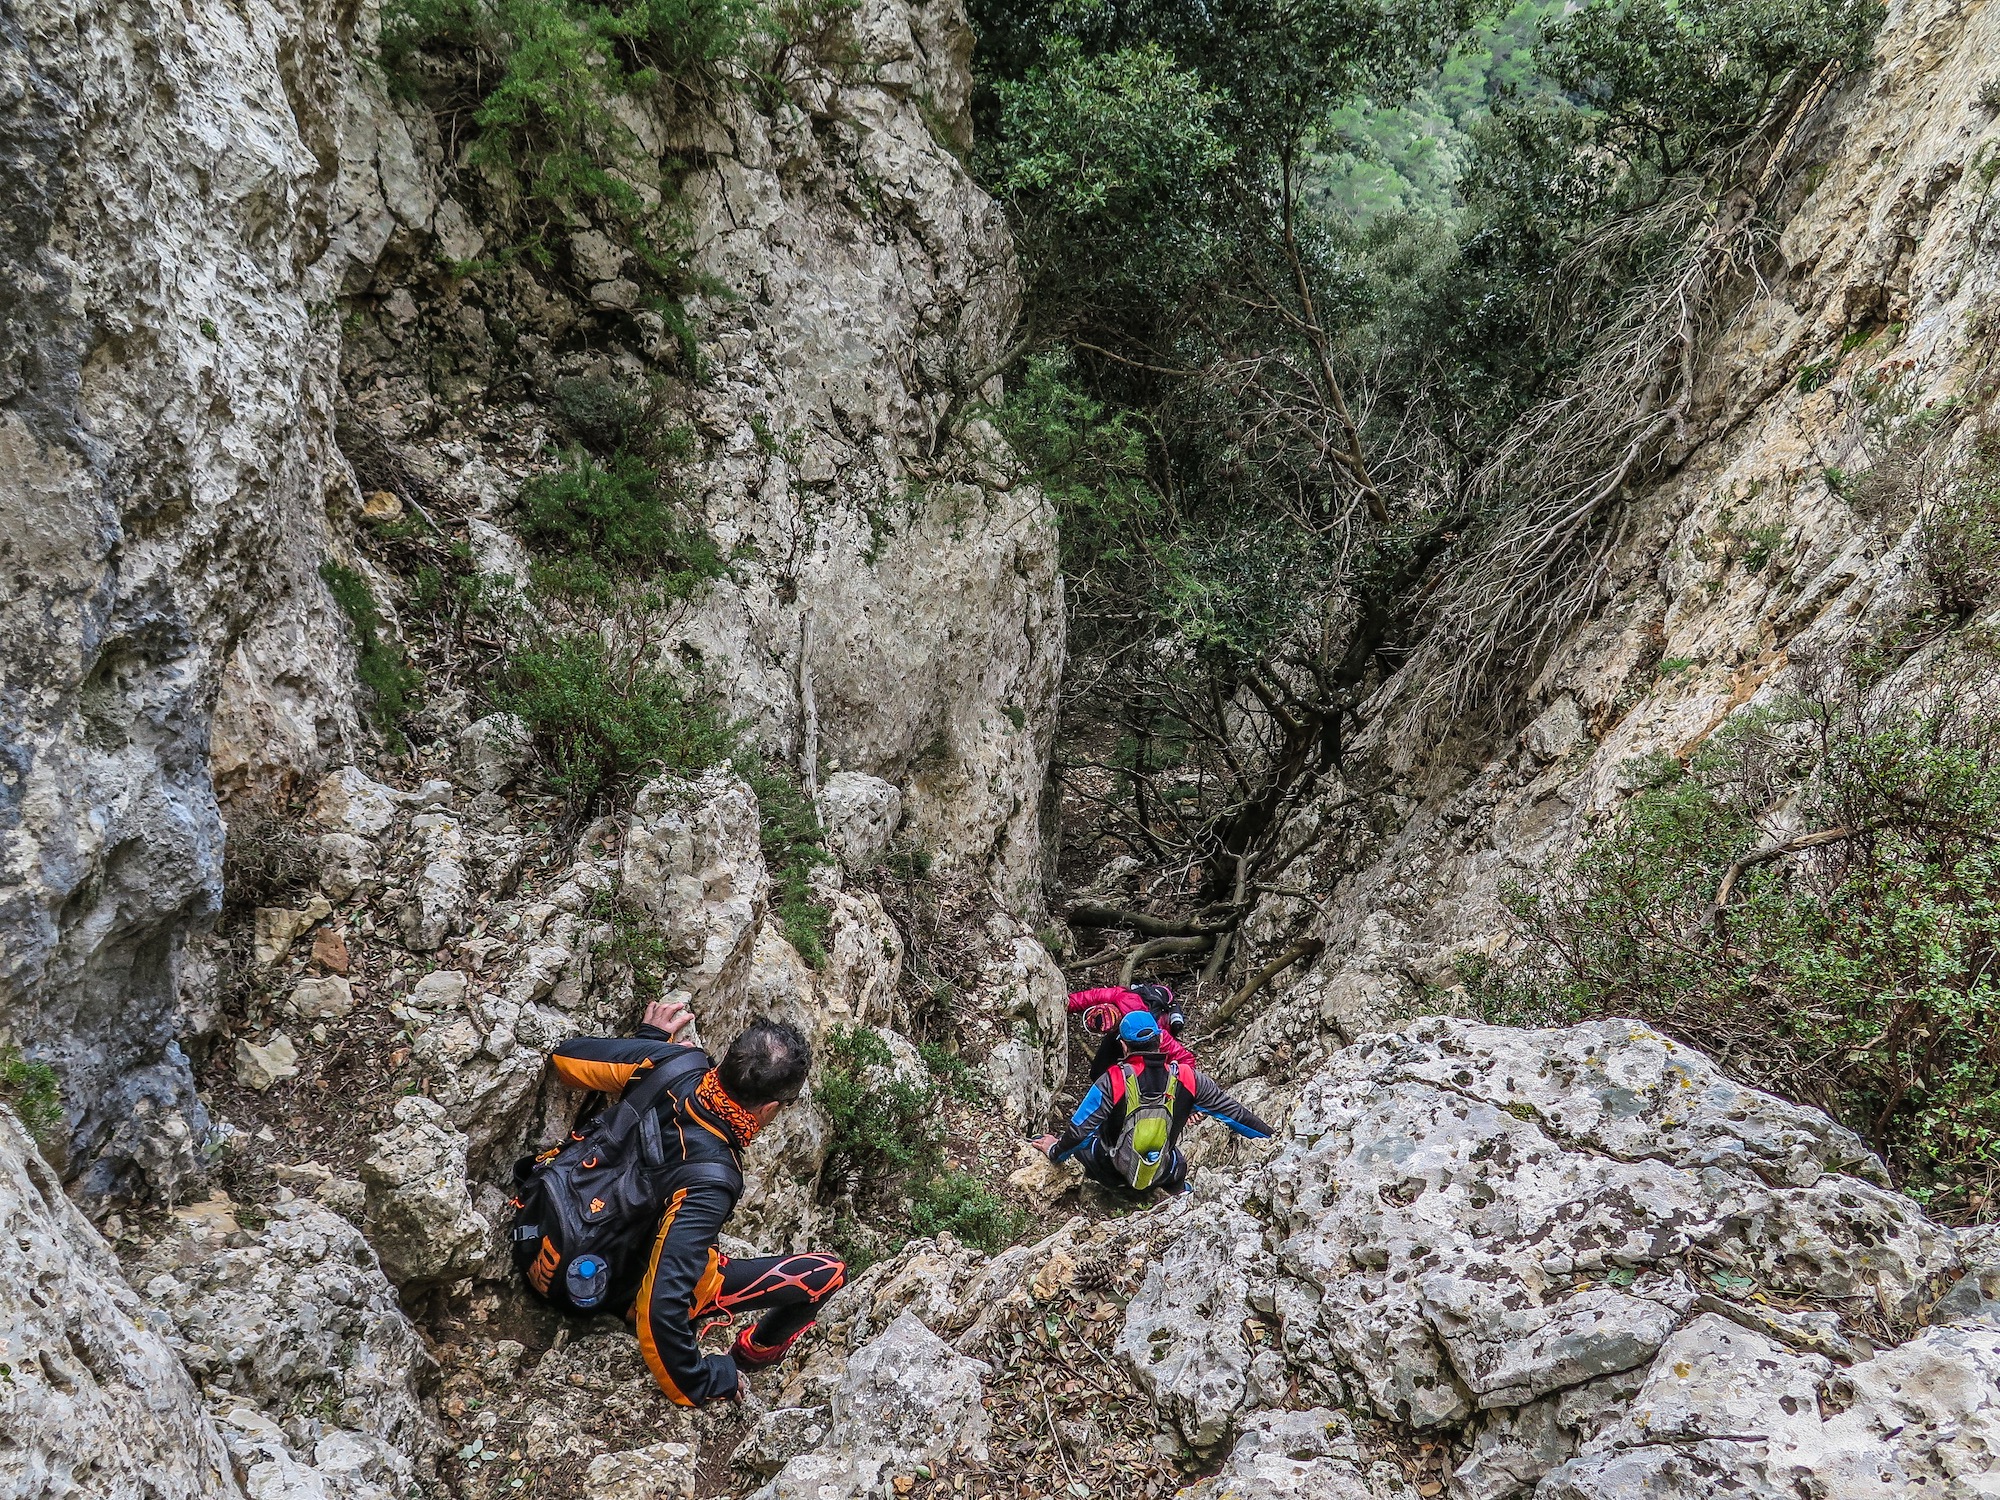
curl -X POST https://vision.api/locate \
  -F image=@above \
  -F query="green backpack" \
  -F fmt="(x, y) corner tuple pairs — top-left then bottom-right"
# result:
(1108, 1060), (1188, 1190)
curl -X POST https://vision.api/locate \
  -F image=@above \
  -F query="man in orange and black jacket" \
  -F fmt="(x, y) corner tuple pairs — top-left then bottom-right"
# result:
(549, 999), (844, 1405)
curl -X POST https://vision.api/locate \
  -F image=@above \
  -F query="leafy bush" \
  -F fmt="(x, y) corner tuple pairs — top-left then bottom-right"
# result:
(496, 630), (737, 807)
(909, 1170), (1028, 1252)
(381, 0), (761, 245)
(1913, 445), (2000, 623)
(1472, 670), (2000, 1203)
(817, 1024), (942, 1193)
(817, 1028), (1027, 1256)
(550, 375), (651, 453)
(741, 764), (832, 967)
(320, 561), (424, 739)
(1, 1044), (64, 1154)
(517, 450), (725, 604)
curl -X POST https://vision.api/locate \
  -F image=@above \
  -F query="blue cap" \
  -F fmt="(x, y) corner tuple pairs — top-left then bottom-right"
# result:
(1118, 1010), (1161, 1047)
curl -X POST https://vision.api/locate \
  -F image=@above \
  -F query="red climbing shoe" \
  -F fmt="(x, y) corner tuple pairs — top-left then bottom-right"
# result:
(732, 1322), (812, 1370)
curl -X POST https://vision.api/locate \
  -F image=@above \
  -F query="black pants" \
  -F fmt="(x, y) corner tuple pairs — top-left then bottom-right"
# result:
(693, 1251), (846, 1349)
(1077, 1137), (1189, 1197)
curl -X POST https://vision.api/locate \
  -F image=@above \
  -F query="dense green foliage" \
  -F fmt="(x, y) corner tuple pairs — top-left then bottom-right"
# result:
(518, 450), (725, 604)
(742, 765), (834, 965)
(1, 1043), (64, 1154)
(909, 1170), (1028, 1252)
(1469, 664), (2000, 1202)
(817, 1026), (1020, 1259)
(320, 561), (425, 741)
(496, 631), (739, 805)
(817, 1024), (941, 1189)
(973, 0), (1885, 915)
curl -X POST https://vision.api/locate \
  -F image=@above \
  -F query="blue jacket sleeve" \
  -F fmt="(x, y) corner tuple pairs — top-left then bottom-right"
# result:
(1191, 1070), (1273, 1139)
(1048, 1079), (1117, 1162)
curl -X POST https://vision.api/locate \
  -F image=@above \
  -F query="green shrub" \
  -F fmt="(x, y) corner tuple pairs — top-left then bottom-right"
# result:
(381, 0), (760, 239)
(817, 1024), (942, 1192)
(1914, 447), (2000, 623)
(550, 375), (650, 453)
(588, 889), (675, 1001)
(1, 1044), (64, 1154)
(916, 1039), (984, 1101)
(1474, 677), (2000, 1202)
(741, 764), (832, 966)
(909, 1170), (1028, 1253)
(496, 631), (737, 807)
(320, 561), (423, 739)
(517, 450), (725, 604)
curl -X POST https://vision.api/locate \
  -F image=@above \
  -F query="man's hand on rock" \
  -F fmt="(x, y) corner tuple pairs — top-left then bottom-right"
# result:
(1030, 1134), (1058, 1156)
(643, 996), (694, 1041)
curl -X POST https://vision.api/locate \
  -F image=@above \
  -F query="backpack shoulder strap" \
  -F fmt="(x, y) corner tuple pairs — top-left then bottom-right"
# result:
(661, 1157), (743, 1202)
(1105, 1064), (1130, 1107)
(599, 1048), (711, 1145)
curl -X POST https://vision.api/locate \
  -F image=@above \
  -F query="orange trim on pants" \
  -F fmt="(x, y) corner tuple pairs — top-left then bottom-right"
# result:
(634, 1188), (694, 1405)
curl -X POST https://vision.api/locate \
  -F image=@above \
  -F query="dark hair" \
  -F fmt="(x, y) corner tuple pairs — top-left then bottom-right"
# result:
(719, 1019), (812, 1106)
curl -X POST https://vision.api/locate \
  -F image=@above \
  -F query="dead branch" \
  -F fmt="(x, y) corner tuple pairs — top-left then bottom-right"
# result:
(1066, 905), (1233, 938)
(1118, 936), (1214, 986)
(1206, 938), (1326, 1031)
(1700, 826), (1859, 932)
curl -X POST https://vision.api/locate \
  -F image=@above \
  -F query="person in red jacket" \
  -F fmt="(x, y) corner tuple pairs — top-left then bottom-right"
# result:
(1067, 980), (1194, 1078)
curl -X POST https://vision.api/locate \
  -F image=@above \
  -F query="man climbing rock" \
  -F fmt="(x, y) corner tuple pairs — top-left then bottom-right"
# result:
(1031, 1011), (1272, 1196)
(510, 999), (844, 1405)
(1067, 980), (1193, 1078)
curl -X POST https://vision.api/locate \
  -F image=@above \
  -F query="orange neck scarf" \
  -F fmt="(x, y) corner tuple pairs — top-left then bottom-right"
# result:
(695, 1069), (762, 1147)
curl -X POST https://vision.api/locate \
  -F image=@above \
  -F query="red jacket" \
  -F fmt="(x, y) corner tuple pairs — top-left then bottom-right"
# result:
(1066, 987), (1197, 1067)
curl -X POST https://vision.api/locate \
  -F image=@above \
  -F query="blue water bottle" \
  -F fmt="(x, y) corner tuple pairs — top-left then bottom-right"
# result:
(565, 1254), (608, 1309)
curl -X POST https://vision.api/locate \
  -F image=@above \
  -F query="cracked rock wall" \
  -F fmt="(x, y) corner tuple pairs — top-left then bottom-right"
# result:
(0, 0), (363, 1199)
(334, 0), (1063, 909)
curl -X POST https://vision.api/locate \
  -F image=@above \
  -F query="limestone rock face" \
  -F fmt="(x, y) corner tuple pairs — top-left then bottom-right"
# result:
(1542, 1315), (2000, 1499)
(622, 771), (771, 1015)
(455, 712), (533, 793)
(360, 1095), (493, 1286)
(815, 772), (903, 871)
(753, 1311), (991, 1500)
(0, 1106), (244, 1496)
(0, 0), (364, 1197)
(134, 1196), (440, 1497)
(335, 0), (1063, 909)
(755, 1021), (2000, 1498)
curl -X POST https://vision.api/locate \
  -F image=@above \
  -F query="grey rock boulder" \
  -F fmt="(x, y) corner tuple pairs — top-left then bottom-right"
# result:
(0, 1106), (242, 1496)
(815, 771), (903, 870)
(754, 1310), (990, 1499)
(1180, 1409), (1415, 1500)
(455, 712), (534, 793)
(359, 1095), (491, 1285)
(620, 770), (769, 1012)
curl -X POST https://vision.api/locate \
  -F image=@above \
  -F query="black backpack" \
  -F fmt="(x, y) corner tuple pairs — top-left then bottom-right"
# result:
(509, 1050), (740, 1316)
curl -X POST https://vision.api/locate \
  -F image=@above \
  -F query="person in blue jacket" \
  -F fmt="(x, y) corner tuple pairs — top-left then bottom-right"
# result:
(1030, 1011), (1273, 1196)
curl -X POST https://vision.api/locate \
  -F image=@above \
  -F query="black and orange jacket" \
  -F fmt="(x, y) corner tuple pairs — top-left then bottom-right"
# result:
(550, 1025), (746, 1405)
